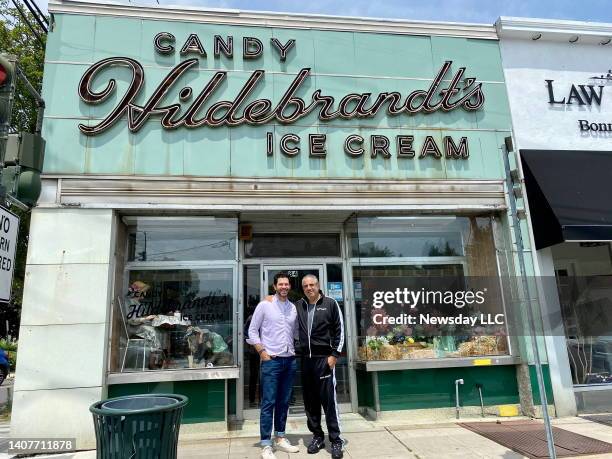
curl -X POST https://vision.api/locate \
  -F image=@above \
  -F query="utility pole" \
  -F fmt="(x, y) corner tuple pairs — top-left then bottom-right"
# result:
(503, 136), (557, 459)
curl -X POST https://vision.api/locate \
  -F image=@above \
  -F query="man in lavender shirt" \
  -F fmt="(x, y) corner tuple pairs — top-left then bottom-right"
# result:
(247, 272), (300, 459)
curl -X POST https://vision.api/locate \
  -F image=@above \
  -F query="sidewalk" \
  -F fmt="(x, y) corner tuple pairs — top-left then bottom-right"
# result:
(17, 415), (612, 459)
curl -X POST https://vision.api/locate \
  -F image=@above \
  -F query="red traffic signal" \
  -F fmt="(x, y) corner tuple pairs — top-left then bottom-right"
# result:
(0, 63), (7, 87)
(0, 55), (15, 88)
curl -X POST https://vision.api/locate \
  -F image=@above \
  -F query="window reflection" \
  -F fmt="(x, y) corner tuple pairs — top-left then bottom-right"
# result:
(127, 218), (236, 261)
(350, 215), (509, 361)
(113, 217), (238, 374)
(350, 217), (466, 258)
(118, 269), (235, 372)
(245, 233), (340, 258)
(553, 242), (612, 385)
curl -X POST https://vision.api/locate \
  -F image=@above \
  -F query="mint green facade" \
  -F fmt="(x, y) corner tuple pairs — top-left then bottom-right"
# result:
(33, 8), (554, 433)
(42, 14), (512, 180)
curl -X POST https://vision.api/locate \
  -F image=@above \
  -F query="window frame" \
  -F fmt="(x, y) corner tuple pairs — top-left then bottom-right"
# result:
(109, 216), (239, 377)
(348, 214), (514, 364)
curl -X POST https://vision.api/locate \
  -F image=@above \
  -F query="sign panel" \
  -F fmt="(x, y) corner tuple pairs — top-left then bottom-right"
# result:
(40, 14), (513, 179)
(500, 39), (612, 150)
(0, 207), (18, 302)
(327, 282), (343, 302)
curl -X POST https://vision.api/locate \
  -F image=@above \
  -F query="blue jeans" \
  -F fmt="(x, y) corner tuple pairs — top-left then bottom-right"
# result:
(259, 356), (296, 446)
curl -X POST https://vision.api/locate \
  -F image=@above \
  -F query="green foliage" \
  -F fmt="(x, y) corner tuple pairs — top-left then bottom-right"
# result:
(0, 0), (46, 133)
(0, 338), (17, 352)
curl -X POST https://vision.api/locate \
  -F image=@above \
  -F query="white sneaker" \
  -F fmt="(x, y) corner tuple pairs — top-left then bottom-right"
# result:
(275, 437), (299, 453)
(261, 445), (277, 459)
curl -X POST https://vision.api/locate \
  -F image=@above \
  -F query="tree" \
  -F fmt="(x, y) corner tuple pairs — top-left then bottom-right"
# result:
(0, 0), (46, 337)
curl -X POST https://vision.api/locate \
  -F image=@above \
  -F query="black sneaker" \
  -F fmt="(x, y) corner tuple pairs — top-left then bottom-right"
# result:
(331, 441), (344, 459)
(307, 436), (325, 454)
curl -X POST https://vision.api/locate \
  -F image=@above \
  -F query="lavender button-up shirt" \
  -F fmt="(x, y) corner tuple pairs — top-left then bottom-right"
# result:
(247, 295), (298, 357)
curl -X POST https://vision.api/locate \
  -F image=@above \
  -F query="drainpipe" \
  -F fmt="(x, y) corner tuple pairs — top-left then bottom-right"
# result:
(455, 379), (464, 419)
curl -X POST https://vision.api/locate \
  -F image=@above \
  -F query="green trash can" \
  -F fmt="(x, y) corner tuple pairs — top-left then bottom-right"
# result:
(90, 394), (188, 459)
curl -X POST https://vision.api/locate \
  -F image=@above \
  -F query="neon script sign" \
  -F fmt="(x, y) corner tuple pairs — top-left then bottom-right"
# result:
(77, 33), (486, 136)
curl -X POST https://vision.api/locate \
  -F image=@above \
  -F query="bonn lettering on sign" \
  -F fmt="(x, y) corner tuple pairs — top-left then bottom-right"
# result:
(77, 34), (486, 136)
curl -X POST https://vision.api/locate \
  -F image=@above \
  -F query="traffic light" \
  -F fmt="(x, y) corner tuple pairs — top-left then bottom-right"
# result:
(0, 54), (16, 129)
(2, 132), (45, 207)
(1, 54), (17, 179)
(0, 55), (45, 208)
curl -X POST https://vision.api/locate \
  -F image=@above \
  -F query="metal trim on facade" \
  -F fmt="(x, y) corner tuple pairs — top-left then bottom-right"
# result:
(49, 0), (498, 39)
(41, 176), (508, 209)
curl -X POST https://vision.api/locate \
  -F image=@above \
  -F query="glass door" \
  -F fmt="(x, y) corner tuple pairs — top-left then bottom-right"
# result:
(263, 266), (325, 304)
(241, 263), (352, 419)
(263, 266), (324, 415)
(242, 265), (324, 416)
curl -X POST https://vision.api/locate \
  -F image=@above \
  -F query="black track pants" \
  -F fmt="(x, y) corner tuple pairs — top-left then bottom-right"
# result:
(301, 356), (342, 443)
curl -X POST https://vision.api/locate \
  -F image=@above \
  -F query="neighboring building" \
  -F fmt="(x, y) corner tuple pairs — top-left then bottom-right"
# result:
(12, 1), (553, 446)
(498, 17), (612, 415)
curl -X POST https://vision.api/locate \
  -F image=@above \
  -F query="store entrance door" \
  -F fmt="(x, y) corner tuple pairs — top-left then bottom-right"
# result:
(263, 266), (323, 415)
(241, 262), (352, 420)
(263, 266), (324, 307)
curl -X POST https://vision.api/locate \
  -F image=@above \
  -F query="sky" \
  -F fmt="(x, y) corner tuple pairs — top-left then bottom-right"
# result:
(36, 0), (612, 24)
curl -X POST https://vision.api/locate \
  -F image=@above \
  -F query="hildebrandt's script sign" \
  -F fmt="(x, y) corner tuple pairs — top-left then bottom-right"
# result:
(77, 33), (486, 159)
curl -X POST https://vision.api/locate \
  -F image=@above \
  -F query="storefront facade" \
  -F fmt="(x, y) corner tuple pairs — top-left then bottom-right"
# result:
(11, 1), (551, 446)
(498, 17), (612, 415)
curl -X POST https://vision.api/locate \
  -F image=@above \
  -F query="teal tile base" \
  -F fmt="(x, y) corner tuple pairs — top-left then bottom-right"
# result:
(108, 380), (226, 424)
(529, 364), (554, 406)
(356, 370), (375, 410)
(228, 379), (236, 416)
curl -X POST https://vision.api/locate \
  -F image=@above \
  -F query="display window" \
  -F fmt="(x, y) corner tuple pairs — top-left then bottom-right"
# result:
(349, 216), (511, 361)
(110, 217), (238, 373)
(552, 242), (612, 385)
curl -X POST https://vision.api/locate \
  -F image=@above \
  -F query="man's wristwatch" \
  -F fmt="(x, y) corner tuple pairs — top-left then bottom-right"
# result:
(257, 348), (265, 355)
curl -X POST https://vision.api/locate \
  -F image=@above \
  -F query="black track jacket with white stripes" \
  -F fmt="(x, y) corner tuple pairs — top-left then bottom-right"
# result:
(296, 291), (345, 358)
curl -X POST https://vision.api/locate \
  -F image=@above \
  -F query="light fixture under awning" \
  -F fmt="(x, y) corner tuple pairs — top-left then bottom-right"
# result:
(520, 149), (612, 249)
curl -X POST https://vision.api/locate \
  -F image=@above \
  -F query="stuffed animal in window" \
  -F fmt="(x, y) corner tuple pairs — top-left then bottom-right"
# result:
(185, 326), (233, 366)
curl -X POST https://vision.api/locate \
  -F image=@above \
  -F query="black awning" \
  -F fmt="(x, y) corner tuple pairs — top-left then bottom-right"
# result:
(520, 149), (612, 249)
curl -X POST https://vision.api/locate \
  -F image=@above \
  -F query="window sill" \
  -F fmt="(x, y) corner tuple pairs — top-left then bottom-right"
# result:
(107, 367), (239, 385)
(355, 355), (519, 371)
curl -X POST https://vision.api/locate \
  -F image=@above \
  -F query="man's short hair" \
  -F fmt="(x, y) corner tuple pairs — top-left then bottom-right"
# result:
(273, 272), (291, 286)
(302, 274), (319, 285)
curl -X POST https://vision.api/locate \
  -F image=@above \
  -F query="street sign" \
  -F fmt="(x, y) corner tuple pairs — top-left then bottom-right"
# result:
(0, 207), (18, 302)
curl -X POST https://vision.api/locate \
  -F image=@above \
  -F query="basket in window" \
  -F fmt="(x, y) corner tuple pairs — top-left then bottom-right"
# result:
(458, 335), (500, 356)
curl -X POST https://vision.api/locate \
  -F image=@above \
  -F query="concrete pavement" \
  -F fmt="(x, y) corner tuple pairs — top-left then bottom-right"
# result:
(8, 415), (612, 459)
(177, 417), (612, 459)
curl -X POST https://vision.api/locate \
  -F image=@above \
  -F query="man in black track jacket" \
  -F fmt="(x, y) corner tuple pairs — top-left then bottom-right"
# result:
(296, 274), (345, 458)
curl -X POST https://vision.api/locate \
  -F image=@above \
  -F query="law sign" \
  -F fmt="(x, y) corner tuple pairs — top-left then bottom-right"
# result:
(0, 207), (19, 302)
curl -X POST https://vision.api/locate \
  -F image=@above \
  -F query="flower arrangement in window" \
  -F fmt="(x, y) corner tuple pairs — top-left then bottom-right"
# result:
(357, 323), (509, 361)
